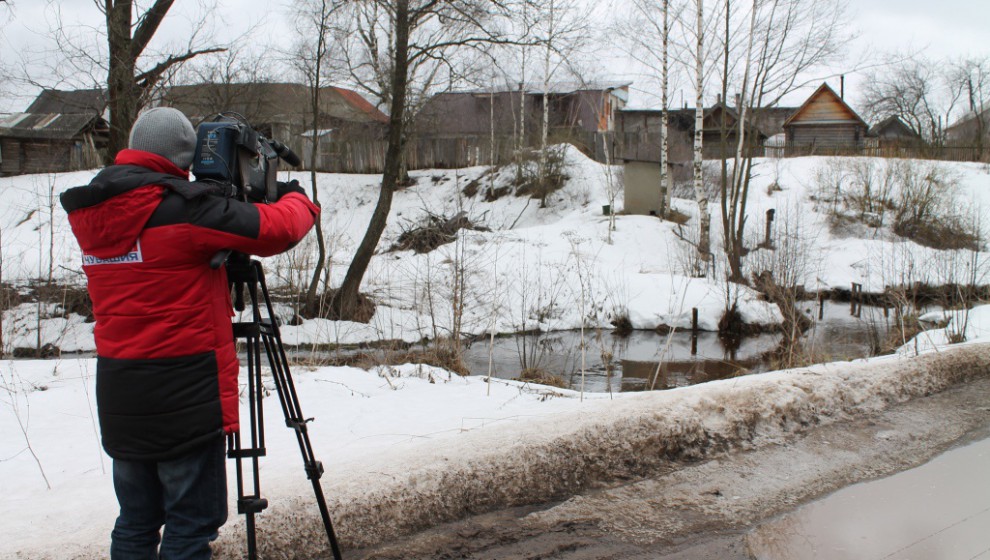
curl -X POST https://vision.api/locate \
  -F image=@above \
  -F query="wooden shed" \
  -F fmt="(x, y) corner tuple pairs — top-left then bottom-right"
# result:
(782, 83), (868, 152)
(0, 112), (107, 176)
(868, 116), (920, 143)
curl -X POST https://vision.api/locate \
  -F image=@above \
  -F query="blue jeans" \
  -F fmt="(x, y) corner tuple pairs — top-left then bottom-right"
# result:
(110, 437), (228, 560)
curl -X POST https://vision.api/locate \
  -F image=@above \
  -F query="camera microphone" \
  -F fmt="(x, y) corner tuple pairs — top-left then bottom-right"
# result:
(271, 140), (302, 167)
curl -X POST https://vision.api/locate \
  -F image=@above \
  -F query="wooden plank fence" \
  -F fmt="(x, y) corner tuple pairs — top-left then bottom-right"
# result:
(621, 132), (990, 164)
(307, 131), (619, 174)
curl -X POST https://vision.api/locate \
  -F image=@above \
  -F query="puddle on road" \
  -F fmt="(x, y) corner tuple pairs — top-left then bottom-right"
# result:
(746, 437), (990, 560)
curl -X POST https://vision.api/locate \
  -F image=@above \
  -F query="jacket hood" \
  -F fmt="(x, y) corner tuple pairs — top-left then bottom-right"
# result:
(61, 150), (188, 259)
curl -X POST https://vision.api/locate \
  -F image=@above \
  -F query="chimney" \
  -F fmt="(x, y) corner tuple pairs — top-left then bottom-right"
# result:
(840, 75), (845, 100)
(735, 93), (740, 107)
(717, 93), (722, 104)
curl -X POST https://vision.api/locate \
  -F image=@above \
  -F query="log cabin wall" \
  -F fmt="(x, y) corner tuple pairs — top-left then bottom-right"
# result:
(786, 123), (865, 149)
(782, 83), (867, 150)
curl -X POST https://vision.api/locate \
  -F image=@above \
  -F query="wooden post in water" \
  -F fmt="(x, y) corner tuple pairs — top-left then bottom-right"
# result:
(818, 296), (825, 320)
(691, 308), (699, 356)
(851, 282), (863, 318)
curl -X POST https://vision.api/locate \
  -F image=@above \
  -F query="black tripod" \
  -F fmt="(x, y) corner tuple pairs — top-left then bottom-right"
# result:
(224, 252), (343, 560)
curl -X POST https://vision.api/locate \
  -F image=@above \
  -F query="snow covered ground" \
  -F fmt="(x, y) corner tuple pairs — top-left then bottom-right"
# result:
(2, 151), (990, 557)
(3, 150), (989, 353)
(2, 331), (988, 558)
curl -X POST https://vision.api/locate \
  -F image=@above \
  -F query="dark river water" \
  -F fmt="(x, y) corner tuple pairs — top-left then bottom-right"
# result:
(459, 301), (926, 393)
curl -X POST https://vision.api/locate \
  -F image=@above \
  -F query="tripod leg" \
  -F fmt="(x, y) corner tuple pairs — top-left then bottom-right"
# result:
(252, 262), (344, 560)
(228, 322), (270, 560)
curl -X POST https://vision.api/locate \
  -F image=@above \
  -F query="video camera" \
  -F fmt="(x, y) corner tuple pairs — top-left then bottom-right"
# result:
(191, 112), (301, 202)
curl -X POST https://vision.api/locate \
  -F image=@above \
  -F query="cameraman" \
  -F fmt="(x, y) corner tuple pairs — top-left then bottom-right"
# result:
(60, 107), (318, 560)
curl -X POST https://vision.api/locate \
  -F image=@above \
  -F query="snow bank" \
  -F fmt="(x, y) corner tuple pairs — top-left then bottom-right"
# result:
(209, 343), (990, 558)
(3, 341), (988, 558)
(898, 303), (990, 355)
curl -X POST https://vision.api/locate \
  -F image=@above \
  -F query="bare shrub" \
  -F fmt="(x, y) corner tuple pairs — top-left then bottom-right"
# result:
(845, 158), (895, 226)
(514, 145), (569, 206)
(890, 161), (978, 250)
(389, 211), (482, 254)
(747, 203), (823, 345)
(672, 225), (709, 278)
(389, 342), (470, 376)
(810, 159), (847, 216)
(764, 339), (835, 371)
(813, 159), (980, 250)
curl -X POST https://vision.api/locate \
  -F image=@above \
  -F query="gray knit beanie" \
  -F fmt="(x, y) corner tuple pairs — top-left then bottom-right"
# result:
(128, 107), (197, 170)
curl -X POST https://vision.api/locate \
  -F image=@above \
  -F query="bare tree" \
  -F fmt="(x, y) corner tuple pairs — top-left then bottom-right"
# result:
(949, 56), (990, 150)
(166, 43), (279, 125)
(717, 0), (852, 281)
(292, 0), (340, 316)
(614, 0), (686, 219)
(328, 0), (520, 321)
(99, 1), (224, 162)
(658, 0), (674, 217)
(861, 56), (963, 145)
(0, 1), (13, 109)
(531, 0), (590, 205)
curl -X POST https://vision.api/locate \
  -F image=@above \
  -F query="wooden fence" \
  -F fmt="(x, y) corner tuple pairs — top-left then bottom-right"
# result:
(621, 132), (990, 164)
(762, 138), (990, 162)
(307, 131), (618, 174)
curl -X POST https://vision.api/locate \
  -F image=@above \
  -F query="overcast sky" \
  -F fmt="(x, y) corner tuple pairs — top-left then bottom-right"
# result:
(1, 0), (988, 114)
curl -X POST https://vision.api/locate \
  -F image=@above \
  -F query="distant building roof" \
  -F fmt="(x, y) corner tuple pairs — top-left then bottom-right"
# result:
(163, 82), (388, 126)
(620, 103), (767, 136)
(750, 107), (799, 137)
(945, 106), (990, 133)
(868, 115), (919, 139)
(328, 86), (389, 124)
(0, 112), (105, 140)
(452, 81), (632, 98)
(25, 89), (107, 116)
(783, 82), (867, 128)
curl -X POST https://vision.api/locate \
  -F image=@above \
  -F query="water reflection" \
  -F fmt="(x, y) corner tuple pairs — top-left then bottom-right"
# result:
(461, 301), (916, 393)
(462, 329), (783, 393)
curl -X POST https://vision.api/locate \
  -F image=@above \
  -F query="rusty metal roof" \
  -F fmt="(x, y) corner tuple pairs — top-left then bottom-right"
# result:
(0, 112), (104, 140)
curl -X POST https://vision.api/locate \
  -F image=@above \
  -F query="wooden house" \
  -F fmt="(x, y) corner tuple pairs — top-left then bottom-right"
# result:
(413, 82), (630, 158)
(26, 88), (108, 117)
(782, 82), (868, 152)
(161, 82), (388, 164)
(868, 115), (921, 145)
(0, 89), (109, 175)
(163, 82), (387, 136)
(619, 101), (768, 162)
(944, 107), (989, 146)
(618, 102), (768, 215)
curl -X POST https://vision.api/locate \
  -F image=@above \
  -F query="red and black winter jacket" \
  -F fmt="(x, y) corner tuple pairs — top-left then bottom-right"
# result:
(60, 149), (319, 461)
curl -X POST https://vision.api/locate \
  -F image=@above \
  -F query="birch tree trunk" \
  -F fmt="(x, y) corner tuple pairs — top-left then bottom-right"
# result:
(518, 0), (528, 155)
(659, 0), (671, 218)
(693, 0), (710, 263)
(539, 0), (556, 208)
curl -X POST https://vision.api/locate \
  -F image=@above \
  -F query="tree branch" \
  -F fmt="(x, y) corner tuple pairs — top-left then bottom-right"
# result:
(135, 46), (225, 89)
(130, 0), (176, 60)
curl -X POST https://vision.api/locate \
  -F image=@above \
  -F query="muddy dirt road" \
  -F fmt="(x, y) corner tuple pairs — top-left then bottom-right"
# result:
(352, 378), (990, 560)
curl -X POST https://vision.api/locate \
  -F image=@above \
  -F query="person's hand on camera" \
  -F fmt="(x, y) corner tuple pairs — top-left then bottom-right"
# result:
(276, 179), (307, 201)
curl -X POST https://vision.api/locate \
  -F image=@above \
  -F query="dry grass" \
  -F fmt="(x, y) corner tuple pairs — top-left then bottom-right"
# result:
(517, 367), (567, 389)
(663, 208), (691, 225)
